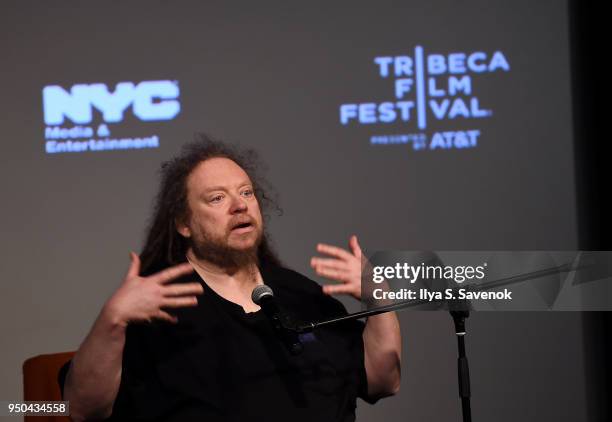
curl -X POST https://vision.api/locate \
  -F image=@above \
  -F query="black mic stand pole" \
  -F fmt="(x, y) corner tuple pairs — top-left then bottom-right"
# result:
(450, 309), (471, 422)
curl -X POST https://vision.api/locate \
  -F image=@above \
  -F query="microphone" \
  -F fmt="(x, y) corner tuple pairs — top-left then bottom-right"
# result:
(251, 285), (303, 355)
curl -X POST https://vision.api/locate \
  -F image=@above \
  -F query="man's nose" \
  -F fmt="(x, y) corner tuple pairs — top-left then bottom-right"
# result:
(229, 194), (248, 213)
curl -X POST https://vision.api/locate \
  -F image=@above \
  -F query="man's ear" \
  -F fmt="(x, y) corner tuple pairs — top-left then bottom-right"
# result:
(175, 218), (191, 238)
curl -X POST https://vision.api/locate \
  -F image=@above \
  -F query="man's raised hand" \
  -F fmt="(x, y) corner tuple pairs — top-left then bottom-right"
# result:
(310, 235), (365, 301)
(104, 252), (203, 326)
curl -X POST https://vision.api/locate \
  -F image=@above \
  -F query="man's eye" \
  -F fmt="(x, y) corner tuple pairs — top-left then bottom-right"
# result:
(241, 190), (254, 197)
(210, 195), (223, 203)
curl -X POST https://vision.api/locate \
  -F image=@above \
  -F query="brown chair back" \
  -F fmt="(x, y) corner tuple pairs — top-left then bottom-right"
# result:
(23, 352), (75, 422)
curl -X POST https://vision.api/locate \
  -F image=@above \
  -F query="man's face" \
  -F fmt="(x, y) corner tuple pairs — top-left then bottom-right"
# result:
(178, 157), (264, 267)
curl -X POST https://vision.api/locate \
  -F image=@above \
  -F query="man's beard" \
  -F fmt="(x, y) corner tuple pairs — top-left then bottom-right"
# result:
(190, 226), (263, 270)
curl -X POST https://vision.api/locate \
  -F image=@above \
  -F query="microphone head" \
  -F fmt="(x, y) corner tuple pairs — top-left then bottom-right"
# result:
(251, 284), (274, 305)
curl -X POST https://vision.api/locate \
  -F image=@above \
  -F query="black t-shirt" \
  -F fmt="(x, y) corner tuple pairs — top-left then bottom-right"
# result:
(59, 264), (369, 421)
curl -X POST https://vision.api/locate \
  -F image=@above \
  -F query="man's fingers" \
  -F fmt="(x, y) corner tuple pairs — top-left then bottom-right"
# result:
(162, 296), (200, 308)
(322, 284), (354, 295)
(316, 243), (353, 261)
(127, 252), (141, 278)
(150, 262), (195, 284)
(314, 266), (349, 282)
(349, 235), (363, 258)
(310, 257), (349, 272)
(155, 310), (179, 324)
(163, 283), (204, 297)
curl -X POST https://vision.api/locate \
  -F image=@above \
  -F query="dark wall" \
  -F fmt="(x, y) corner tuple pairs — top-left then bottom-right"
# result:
(570, 1), (611, 421)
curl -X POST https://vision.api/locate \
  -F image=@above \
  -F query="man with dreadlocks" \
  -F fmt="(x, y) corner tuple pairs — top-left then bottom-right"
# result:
(60, 136), (401, 421)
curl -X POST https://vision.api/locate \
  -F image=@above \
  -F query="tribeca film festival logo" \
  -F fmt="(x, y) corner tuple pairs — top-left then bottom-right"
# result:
(42, 80), (180, 154)
(339, 46), (510, 151)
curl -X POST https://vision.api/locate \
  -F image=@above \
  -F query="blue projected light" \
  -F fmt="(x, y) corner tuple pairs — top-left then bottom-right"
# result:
(43, 80), (180, 125)
(339, 46), (511, 151)
(42, 80), (181, 155)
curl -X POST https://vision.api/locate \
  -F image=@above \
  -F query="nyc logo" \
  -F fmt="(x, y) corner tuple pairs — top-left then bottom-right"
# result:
(43, 80), (181, 125)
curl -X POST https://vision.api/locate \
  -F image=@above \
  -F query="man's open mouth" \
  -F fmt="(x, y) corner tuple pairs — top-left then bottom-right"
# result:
(231, 221), (254, 231)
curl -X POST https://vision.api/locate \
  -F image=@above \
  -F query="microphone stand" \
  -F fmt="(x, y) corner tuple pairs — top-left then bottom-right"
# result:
(294, 259), (589, 422)
(450, 309), (471, 422)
